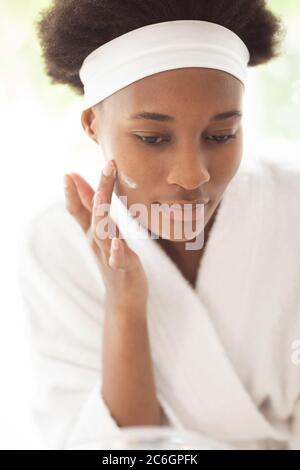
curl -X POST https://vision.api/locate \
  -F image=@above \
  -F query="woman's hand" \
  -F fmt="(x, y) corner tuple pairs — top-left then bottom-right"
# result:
(63, 159), (149, 313)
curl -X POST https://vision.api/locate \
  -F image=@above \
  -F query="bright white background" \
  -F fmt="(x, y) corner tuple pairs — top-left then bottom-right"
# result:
(0, 0), (299, 449)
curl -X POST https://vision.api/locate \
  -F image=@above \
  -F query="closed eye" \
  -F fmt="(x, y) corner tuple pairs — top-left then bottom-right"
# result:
(205, 134), (237, 144)
(135, 135), (167, 145)
(135, 134), (237, 146)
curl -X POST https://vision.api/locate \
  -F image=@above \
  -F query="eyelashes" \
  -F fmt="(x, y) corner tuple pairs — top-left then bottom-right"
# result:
(205, 134), (237, 144)
(135, 134), (237, 146)
(136, 135), (166, 146)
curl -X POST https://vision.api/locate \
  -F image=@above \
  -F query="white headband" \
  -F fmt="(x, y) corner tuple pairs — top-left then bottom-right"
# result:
(79, 20), (250, 110)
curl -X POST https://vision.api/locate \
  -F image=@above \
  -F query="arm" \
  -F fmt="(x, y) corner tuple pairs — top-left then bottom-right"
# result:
(64, 161), (163, 429)
(18, 204), (165, 450)
(102, 303), (162, 427)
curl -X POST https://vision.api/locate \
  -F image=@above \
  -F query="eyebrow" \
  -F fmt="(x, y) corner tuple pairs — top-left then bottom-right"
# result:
(128, 110), (242, 122)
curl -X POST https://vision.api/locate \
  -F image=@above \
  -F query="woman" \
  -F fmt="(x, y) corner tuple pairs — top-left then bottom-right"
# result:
(19, 0), (300, 450)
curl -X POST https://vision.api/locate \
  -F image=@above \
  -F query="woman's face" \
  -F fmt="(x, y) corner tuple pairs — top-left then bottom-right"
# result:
(82, 67), (244, 242)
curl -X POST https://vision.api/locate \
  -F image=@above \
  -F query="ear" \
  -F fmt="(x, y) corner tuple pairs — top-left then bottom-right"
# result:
(81, 107), (99, 144)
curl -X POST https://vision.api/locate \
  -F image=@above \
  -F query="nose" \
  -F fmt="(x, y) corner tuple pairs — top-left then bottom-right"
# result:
(166, 154), (210, 189)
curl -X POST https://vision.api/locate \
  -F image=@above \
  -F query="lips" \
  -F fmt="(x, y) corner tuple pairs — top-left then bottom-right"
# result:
(157, 200), (209, 208)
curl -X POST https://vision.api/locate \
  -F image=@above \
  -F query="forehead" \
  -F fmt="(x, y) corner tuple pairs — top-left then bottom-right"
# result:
(103, 68), (243, 113)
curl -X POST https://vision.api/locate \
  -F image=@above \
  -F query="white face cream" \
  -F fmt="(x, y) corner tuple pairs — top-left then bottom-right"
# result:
(118, 170), (139, 189)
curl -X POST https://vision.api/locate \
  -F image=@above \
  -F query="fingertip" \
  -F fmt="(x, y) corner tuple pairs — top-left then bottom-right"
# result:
(111, 159), (117, 171)
(64, 174), (73, 190)
(68, 173), (79, 188)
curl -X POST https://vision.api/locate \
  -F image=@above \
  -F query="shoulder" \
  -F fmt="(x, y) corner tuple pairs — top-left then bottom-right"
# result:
(22, 200), (85, 257)
(260, 155), (300, 224)
(235, 154), (300, 212)
(260, 153), (300, 189)
(236, 152), (300, 185)
(19, 200), (105, 308)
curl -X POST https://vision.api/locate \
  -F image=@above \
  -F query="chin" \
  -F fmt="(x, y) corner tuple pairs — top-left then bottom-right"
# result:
(151, 217), (206, 241)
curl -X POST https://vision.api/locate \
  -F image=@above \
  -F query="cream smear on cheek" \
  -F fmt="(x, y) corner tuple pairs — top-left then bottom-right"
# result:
(118, 170), (139, 189)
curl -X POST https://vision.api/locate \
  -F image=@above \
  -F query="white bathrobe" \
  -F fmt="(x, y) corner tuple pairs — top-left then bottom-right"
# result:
(18, 155), (300, 450)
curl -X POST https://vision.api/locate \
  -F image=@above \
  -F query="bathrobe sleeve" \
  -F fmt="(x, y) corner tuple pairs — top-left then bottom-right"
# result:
(18, 203), (128, 449)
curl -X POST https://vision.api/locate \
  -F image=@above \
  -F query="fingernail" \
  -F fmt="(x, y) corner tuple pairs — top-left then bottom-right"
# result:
(102, 160), (116, 177)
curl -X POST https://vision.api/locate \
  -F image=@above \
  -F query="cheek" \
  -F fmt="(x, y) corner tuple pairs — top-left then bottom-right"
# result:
(113, 152), (158, 204)
(114, 145), (162, 188)
(115, 159), (159, 195)
(209, 140), (243, 186)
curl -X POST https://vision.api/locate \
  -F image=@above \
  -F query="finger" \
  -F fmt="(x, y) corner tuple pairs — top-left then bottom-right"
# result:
(98, 159), (117, 200)
(108, 237), (127, 271)
(92, 192), (130, 270)
(64, 174), (91, 232)
(90, 160), (118, 252)
(96, 159), (121, 240)
(69, 173), (94, 212)
(91, 190), (116, 256)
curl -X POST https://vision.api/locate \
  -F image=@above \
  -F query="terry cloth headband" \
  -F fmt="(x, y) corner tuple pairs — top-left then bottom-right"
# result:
(79, 19), (250, 110)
